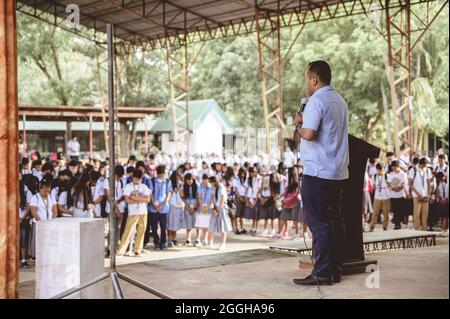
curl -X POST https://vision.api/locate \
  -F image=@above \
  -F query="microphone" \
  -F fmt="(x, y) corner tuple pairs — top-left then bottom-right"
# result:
(295, 98), (308, 130)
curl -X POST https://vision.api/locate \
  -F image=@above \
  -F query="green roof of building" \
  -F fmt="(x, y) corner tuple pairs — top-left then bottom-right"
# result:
(151, 99), (234, 132)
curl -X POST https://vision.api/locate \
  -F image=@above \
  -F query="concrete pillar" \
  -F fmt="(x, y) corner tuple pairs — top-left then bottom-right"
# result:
(35, 218), (105, 299)
(0, 0), (19, 299)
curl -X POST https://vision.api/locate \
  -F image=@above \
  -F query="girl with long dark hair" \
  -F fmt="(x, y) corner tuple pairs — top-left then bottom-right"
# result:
(232, 168), (247, 234)
(279, 168), (300, 240)
(167, 171), (185, 247)
(182, 173), (198, 246)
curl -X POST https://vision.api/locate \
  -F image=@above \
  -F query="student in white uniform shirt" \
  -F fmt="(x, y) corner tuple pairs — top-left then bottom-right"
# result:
(105, 166), (127, 257)
(244, 167), (260, 235)
(197, 161), (211, 182)
(434, 154), (449, 177)
(117, 170), (151, 257)
(408, 157), (433, 231)
(370, 164), (390, 231)
(232, 168), (248, 234)
(19, 172), (33, 268)
(29, 180), (57, 258)
(31, 160), (43, 181)
(387, 161), (408, 229)
(283, 147), (296, 169)
(435, 172), (449, 237)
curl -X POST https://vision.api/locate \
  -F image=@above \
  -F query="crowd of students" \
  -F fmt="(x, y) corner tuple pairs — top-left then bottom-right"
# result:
(17, 148), (449, 269)
(363, 150), (449, 236)
(17, 151), (310, 268)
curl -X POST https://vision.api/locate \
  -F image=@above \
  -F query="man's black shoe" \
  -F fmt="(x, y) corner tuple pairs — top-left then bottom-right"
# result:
(332, 274), (341, 283)
(394, 225), (401, 230)
(293, 275), (332, 286)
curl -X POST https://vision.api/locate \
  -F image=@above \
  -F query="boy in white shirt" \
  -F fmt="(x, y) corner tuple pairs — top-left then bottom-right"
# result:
(408, 157), (433, 231)
(387, 161), (408, 230)
(117, 170), (151, 257)
(370, 164), (390, 231)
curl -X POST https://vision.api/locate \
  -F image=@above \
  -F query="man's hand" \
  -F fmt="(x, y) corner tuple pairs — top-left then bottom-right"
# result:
(293, 112), (303, 126)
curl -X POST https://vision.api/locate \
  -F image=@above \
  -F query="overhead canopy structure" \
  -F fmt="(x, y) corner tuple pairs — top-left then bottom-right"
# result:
(19, 104), (165, 121)
(0, 0), (447, 299)
(16, 0), (440, 50)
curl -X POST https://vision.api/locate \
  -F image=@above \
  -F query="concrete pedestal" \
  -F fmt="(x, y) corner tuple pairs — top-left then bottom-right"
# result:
(35, 218), (105, 299)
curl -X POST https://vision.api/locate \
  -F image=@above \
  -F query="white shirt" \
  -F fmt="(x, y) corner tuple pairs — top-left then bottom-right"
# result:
(435, 164), (449, 177)
(19, 185), (33, 219)
(50, 187), (59, 204)
(245, 178), (260, 201)
(373, 174), (390, 200)
(437, 181), (449, 200)
(67, 139), (80, 156)
(408, 167), (432, 198)
(58, 191), (68, 210)
(33, 171), (43, 181)
(123, 183), (151, 216)
(93, 177), (108, 217)
(232, 177), (247, 196)
(387, 171), (407, 199)
(30, 193), (55, 222)
(114, 179), (125, 213)
(284, 151), (295, 168)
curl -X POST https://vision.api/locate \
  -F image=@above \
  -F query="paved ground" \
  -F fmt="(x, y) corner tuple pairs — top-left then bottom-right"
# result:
(19, 224), (449, 299)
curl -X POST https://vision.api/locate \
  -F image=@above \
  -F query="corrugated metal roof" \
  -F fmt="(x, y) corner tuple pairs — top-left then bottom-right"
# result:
(16, 0), (408, 46)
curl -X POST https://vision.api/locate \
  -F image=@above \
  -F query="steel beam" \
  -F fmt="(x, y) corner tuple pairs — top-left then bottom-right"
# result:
(0, 0), (19, 299)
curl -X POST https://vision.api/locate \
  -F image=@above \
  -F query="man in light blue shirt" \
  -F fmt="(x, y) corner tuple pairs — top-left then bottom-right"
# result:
(293, 60), (349, 286)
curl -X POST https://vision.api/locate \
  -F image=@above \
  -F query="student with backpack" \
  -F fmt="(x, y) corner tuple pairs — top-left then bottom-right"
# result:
(408, 157), (433, 231)
(370, 164), (390, 231)
(148, 165), (173, 250)
(19, 171), (34, 268)
(117, 170), (151, 257)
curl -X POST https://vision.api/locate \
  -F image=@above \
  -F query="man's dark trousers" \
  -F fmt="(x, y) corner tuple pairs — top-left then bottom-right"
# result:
(150, 213), (167, 248)
(302, 174), (346, 278)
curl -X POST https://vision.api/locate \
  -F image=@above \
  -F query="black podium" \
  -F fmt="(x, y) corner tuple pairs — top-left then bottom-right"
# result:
(341, 135), (380, 274)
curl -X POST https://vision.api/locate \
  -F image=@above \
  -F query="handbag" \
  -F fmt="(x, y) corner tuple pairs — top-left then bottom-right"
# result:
(194, 213), (211, 228)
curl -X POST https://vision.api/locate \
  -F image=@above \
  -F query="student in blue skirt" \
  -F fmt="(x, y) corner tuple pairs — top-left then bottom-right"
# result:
(167, 171), (185, 247)
(182, 173), (198, 246)
(196, 174), (214, 247)
(208, 176), (232, 250)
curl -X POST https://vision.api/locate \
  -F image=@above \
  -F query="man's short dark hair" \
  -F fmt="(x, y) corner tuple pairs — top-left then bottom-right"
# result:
(438, 154), (446, 160)
(115, 165), (125, 177)
(136, 161), (146, 169)
(308, 60), (331, 85)
(21, 157), (29, 165)
(133, 170), (143, 179)
(126, 166), (135, 174)
(386, 152), (395, 157)
(419, 157), (428, 165)
(376, 163), (383, 170)
(42, 162), (54, 172)
(156, 165), (165, 175)
(58, 169), (73, 178)
(68, 159), (78, 167)
(391, 160), (399, 167)
(412, 157), (419, 165)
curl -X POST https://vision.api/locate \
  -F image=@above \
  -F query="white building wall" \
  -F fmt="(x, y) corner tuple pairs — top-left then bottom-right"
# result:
(193, 111), (223, 156)
(161, 110), (227, 156)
